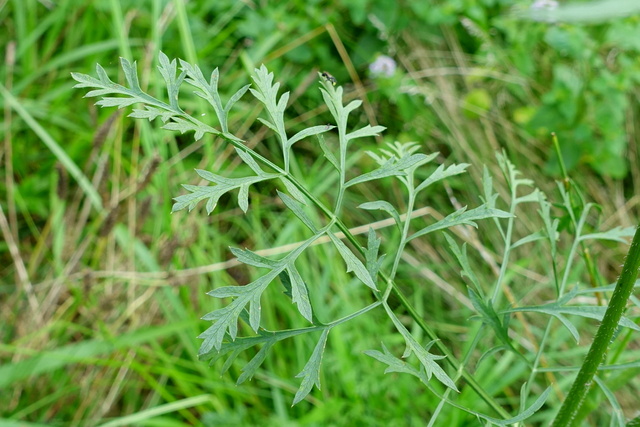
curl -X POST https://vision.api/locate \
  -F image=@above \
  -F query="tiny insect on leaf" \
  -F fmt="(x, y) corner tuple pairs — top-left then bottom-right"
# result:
(321, 71), (337, 86)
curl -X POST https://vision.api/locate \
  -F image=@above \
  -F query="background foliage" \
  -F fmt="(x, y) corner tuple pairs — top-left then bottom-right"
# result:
(1, 0), (639, 425)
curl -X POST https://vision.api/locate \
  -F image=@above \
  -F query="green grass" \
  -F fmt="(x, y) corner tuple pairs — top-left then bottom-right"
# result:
(1, 1), (640, 426)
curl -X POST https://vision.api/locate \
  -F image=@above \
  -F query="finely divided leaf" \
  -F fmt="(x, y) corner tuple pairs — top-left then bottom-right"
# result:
(230, 247), (280, 269)
(345, 125), (386, 142)
(579, 226), (636, 243)
(235, 147), (266, 175)
(237, 340), (275, 384)
(365, 343), (424, 377)
(497, 150), (534, 190)
(345, 154), (427, 188)
(343, 99), (362, 116)
(238, 184), (250, 213)
(286, 262), (314, 323)
(366, 344), (551, 426)
(251, 65), (288, 144)
(444, 234), (481, 293)
(468, 289), (518, 354)
(172, 172), (275, 214)
(515, 188), (542, 204)
(292, 328), (330, 405)
(162, 117), (208, 140)
(415, 163), (469, 193)
(327, 231), (378, 291)
(359, 201), (401, 230)
(129, 106), (176, 123)
(288, 125), (335, 148)
(511, 231), (546, 249)
(318, 134), (339, 171)
(277, 191), (317, 233)
(179, 60), (226, 130)
(157, 51), (186, 111)
(507, 302), (640, 343)
(365, 228), (386, 283)
(279, 178), (307, 205)
(200, 271), (278, 352)
(408, 205), (512, 242)
(383, 303), (458, 391)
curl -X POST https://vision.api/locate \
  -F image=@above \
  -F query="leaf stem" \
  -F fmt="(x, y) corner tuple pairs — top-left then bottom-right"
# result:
(280, 173), (512, 419)
(389, 176), (415, 281)
(551, 225), (640, 426)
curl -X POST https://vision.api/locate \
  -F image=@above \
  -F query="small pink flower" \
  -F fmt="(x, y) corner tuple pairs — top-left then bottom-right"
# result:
(369, 55), (396, 78)
(531, 0), (559, 10)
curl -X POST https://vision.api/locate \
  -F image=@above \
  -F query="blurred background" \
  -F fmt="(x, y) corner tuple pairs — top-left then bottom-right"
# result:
(1, 0), (639, 425)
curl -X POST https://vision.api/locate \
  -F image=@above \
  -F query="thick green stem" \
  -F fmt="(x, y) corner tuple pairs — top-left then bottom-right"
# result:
(552, 225), (640, 426)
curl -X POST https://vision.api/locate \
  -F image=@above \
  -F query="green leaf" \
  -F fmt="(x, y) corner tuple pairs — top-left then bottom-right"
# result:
(72, 58), (178, 118)
(225, 84), (251, 115)
(366, 342), (551, 425)
(157, 51), (186, 111)
(364, 227), (385, 284)
(365, 343), (423, 377)
(230, 247), (279, 269)
(120, 57), (142, 92)
(317, 134), (339, 171)
(358, 200), (401, 230)
(179, 60), (226, 131)
(129, 106), (176, 123)
(251, 65), (288, 145)
(345, 154), (427, 188)
(162, 117), (207, 141)
(415, 163), (469, 193)
(286, 262), (313, 323)
(172, 172), (274, 214)
(408, 205), (512, 242)
(96, 96), (140, 109)
(345, 124), (386, 142)
(515, 188), (542, 204)
(256, 117), (279, 134)
(277, 191), (317, 233)
(507, 302), (640, 343)
(327, 231), (378, 291)
(511, 231), (546, 249)
(288, 125), (335, 148)
(468, 289), (518, 354)
(497, 150), (534, 191)
(293, 328), (330, 405)
(235, 147), (266, 176)
(593, 376), (626, 427)
(383, 302), (458, 391)
(238, 184), (250, 213)
(279, 177), (307, 205)
(580, 226), (636, 244)
(200, 271), (279, 352)
(444, 234), (481, 294)
(199, 327), (316, 361)
(237, 340), (275, 384)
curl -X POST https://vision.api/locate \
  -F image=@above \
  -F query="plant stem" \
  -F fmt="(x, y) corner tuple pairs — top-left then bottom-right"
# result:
(551, 225), (640, 426)
(283, 171), (512, 419)
(192, 108), (512, 420)
(389, 176), (415, 281)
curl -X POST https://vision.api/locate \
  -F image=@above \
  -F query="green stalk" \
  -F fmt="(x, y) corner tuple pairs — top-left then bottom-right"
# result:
(280, 169), (512, 419)
(389, 175), (415, 281)
(551, 225), (640, 426)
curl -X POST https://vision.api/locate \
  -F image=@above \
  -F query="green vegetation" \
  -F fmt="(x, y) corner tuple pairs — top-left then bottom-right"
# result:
(2, 0), (639, 425)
